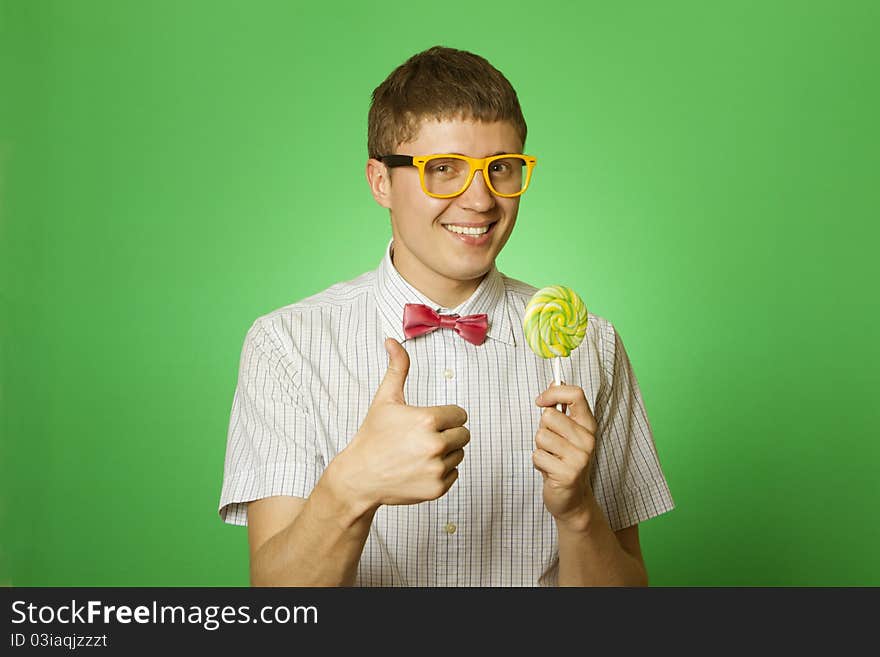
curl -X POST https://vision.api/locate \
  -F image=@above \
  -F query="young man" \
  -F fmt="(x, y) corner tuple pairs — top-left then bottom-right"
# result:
(218, 46), (675, 586)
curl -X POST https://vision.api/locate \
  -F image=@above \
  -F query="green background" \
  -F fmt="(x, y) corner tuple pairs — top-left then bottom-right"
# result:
(2, 0), (877, 586)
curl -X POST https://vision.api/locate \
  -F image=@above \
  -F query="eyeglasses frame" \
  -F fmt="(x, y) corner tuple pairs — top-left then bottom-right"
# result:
(376, 153), (537, 199)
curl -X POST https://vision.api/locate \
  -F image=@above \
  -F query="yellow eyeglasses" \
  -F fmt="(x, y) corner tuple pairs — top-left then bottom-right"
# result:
(377, 153), (537, 199)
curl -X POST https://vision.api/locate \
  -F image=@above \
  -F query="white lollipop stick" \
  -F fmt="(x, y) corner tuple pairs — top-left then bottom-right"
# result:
(551, 356), (566, 413)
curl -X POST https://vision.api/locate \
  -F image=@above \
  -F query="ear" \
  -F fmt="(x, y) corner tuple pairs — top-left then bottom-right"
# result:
(366, 158), (392, 209)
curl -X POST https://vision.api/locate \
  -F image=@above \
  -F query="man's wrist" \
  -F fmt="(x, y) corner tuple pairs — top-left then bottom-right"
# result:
(554, 493), (602, 535)
(321, 449), (381, 524)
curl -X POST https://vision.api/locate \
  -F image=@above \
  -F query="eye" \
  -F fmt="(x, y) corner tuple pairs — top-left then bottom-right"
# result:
(426, 158), (463, 177)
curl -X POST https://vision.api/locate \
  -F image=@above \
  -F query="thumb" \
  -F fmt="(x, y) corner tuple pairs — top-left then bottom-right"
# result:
(375, 338), (410, 404)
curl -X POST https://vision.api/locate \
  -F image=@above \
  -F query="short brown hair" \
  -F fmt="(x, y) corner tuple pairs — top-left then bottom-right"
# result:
(367, 46), (528, 159)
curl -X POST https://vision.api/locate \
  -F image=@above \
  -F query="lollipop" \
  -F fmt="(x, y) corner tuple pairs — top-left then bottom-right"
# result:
(523, 285), (588, 412)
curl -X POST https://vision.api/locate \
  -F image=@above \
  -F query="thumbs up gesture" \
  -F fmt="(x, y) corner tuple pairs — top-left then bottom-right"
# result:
(333, 338), (470, 510)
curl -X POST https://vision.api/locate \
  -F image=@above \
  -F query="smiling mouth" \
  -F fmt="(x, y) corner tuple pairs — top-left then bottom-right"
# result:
(442, 221), (498, 236)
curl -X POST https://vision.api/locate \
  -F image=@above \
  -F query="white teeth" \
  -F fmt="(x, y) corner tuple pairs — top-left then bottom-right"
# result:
(445, 224), (491, 236)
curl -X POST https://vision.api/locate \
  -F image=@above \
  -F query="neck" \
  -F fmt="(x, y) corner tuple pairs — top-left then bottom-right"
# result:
(391, 245), (487, 309)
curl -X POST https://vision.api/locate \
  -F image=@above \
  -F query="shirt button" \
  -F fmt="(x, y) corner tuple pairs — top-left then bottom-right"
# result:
(444, 522), (457, 534)
(443, 368), (454, 379)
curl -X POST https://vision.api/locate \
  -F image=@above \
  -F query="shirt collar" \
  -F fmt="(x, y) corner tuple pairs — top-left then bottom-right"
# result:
(373, 238), (516, 347)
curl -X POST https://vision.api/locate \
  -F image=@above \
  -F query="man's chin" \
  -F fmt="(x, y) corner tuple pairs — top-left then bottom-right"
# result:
(439, 260), (494, 283)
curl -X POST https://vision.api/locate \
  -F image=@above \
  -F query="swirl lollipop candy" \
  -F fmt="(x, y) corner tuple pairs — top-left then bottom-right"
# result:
(523, 285), (589, 412)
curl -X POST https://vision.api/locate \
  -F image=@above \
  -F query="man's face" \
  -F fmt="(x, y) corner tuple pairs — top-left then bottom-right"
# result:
(369, 117), (525, 290)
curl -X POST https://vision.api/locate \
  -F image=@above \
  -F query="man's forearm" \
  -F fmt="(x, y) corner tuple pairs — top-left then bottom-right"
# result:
(557, 496), (648, 587)
(251, 464), (378, 587)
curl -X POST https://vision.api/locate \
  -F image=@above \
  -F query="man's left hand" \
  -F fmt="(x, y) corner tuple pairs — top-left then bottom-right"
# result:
(533, 384), (598, 530)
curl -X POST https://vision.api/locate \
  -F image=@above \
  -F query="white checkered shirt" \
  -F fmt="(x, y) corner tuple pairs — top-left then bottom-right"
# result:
(219, 239), (675, 586)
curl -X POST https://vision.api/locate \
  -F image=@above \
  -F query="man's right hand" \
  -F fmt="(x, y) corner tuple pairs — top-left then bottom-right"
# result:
(332, 337), (469, 510)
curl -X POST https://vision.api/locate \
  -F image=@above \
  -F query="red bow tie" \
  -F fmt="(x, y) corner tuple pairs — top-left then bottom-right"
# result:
(402, 303), (489, 345)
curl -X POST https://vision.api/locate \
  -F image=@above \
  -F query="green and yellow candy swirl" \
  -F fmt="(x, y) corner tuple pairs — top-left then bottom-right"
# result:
(523, 285), (588, 358)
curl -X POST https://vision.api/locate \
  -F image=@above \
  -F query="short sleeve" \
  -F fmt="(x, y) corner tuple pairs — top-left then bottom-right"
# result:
(589, 320), (675, 531)
(218, 318), (324, 526)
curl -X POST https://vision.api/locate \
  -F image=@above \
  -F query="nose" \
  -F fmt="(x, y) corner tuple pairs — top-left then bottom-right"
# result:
(457, 168), (497, 212)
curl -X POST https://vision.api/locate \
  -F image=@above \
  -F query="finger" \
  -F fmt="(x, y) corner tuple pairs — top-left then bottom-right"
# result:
(441, 467), (459, 491)
(539, 407), (596, 454)
(536, 385), (597, 433)
(440, 426), (471, 451)
(551, 381), (568, 414)
(532, 448), (565, 476)
(441, 448), (465, 472)
(430, 404), (468, 431)
(375, 338), (410, 405)
(535, 426), (585, 464)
